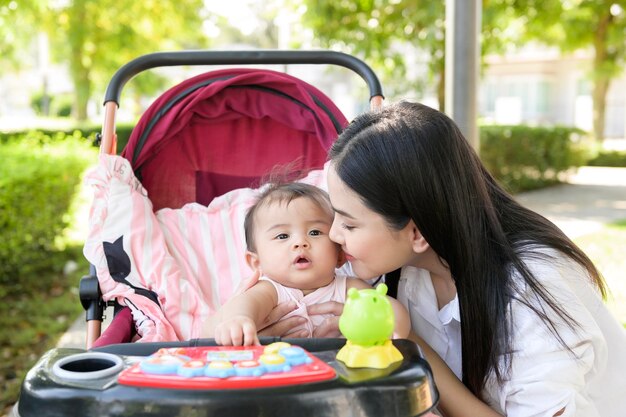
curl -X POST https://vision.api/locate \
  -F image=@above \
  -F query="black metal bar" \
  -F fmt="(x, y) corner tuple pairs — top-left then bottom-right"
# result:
(104, 50), (383, 105)
(79, 273), (104, 322)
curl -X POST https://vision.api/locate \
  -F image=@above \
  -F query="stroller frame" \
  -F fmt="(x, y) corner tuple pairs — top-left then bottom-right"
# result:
(80, 49), (385, 349)
(14, 49), (442, 417)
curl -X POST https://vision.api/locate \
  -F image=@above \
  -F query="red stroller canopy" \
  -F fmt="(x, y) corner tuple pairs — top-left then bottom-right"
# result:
(121, 68), (349, 210)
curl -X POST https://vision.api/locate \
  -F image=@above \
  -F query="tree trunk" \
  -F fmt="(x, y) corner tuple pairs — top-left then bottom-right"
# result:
(68, 0), (90, 122)
(592, 76), (609, 144)
(68, 50), (91, 121)
(591, 12), (612, 143)
(71, 66), (91, 122)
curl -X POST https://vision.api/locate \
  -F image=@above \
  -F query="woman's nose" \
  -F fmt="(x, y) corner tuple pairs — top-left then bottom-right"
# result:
(329, 219), (343, 244)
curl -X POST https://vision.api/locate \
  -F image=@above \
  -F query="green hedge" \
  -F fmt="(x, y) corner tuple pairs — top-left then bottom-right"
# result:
(0, 131), (96, 297)
(587, 149), (626, 167)
(0, 124), (598, 297)
(480, 125), (590, 193)
(0, 122), (135, 154)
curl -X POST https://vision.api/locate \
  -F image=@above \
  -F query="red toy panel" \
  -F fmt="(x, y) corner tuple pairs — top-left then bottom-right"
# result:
(118, 342), (337, 389)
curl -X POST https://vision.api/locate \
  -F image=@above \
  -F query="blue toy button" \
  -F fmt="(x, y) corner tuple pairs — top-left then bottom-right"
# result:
(205, 360), (236, 379)
(140, 354), (190, 375)
(280, 347), (312, 366)
(234, 360), (265, 377)
(177, 360), (207, 378)
(259, 353), (291, 373)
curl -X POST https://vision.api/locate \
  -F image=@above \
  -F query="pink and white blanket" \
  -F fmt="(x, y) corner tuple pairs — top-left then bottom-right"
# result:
(83, 154), (328, 342)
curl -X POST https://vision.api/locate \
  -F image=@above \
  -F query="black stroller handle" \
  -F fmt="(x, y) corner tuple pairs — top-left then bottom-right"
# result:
(104, 50), (384, 105)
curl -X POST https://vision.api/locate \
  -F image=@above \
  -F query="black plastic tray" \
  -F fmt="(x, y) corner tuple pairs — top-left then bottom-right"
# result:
(14, 338), (438, 417)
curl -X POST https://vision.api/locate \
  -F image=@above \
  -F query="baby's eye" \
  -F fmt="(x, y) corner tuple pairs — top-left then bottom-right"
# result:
(309, 229), (322, 236)
(275, 233), (289, 240)
(341, 223), (355, 231)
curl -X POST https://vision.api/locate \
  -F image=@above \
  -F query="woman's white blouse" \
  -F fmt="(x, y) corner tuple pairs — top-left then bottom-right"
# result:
(398, 267), (463, 379)
(397, 251), (626, 417)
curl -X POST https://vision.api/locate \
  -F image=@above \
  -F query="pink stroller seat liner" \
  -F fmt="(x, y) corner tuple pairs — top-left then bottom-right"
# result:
(83, 154), (329, 342)
(84, 67), (348, 343)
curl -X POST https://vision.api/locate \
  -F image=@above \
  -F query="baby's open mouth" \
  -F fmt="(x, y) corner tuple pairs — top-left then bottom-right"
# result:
(294, 255), (311, 267)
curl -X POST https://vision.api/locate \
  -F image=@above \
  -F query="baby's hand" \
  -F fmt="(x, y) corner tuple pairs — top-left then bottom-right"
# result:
(214, 315), (260, 346)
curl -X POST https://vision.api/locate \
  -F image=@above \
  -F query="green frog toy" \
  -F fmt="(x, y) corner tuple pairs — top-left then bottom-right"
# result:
(336, 283), (403, 369)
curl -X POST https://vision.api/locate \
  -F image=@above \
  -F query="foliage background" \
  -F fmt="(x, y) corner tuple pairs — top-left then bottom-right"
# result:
(0, 132), (97, 413)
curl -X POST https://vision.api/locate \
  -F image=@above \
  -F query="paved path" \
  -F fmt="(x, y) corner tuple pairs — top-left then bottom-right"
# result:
(516, 167), (626, 238)
(56, 167), (626, 349)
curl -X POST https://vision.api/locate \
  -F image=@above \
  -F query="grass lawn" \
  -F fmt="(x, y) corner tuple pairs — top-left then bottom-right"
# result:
(574, 218), (626, 326)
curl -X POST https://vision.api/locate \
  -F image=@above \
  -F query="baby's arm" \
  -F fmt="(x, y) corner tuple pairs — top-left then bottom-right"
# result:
(202, 281), (278, 345)
(346, 278), (411, 339)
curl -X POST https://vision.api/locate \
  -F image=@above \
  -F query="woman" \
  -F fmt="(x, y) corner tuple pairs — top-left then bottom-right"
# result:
(321, 101), (626, 416)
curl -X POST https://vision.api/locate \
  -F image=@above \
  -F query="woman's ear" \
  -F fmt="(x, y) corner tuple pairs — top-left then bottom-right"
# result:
(245, 251), (261, 273)
(408, 220), (430, 253)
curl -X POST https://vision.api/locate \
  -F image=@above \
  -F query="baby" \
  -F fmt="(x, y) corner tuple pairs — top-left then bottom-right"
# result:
(204, 182), (410, 345)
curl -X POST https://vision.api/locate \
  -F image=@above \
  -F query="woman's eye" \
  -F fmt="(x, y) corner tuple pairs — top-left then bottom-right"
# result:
(341, 223), (355, 231)
(309, 229), (322, 236)
(275, 233), (289, 240)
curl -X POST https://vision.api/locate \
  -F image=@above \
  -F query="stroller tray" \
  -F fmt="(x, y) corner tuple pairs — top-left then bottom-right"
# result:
(14, 338), (438, 417)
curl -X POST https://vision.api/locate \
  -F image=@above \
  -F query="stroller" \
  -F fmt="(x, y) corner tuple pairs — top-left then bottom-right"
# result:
(14, 50), (438, 417)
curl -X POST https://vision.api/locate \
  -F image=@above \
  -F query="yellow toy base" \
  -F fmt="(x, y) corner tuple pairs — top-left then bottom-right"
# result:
(336, 340), (403, 369)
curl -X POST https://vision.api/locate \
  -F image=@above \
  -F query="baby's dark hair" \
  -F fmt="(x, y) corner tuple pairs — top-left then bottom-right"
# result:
(244, 182), (333, 253)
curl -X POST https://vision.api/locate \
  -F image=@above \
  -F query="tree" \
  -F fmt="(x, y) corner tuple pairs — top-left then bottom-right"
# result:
(52, 0), (212, 121)
(3, 0), (210, 122)
(299, 0), (626, 143)
(298, 0), (518, 110)
(508, 0), (626, 142)
(0, 0), (43, 71)
(299, 1), (446, 105)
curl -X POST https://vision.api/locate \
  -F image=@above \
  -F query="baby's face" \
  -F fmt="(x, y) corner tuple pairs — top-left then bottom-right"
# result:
(250, 197), (340, 291)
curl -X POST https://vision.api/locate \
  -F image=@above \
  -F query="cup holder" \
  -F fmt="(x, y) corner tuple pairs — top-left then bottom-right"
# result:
(52, 352), (124, 380)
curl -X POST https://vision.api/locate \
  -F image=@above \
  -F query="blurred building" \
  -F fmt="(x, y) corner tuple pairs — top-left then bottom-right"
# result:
(480, 46), (626, 139)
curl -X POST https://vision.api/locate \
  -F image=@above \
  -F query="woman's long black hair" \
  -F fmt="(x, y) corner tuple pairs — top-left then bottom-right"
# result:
(329, 101), (605, 398)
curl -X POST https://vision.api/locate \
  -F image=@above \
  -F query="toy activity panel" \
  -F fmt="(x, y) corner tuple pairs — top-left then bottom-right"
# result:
(118, 342), (337, 389)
